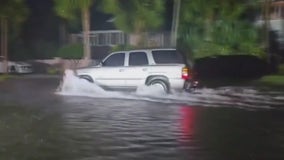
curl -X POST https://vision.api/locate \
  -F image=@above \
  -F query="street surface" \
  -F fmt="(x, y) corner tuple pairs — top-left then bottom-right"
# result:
(0, 75), (284, 160)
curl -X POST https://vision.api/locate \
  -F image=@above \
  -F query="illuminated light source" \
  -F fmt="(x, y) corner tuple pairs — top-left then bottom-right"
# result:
(182, 67), (191, 80)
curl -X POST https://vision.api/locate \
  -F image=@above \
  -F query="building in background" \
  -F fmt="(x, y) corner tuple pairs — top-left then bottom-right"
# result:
(256, 0), (284, 56)
(69, 29), (171, 60)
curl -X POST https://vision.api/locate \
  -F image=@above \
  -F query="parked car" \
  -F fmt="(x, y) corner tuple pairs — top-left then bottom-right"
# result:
(0, 56), (33, 74)
(76, 48), (196, 93)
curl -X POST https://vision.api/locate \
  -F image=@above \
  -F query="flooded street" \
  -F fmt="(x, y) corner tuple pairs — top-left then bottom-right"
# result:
(0, 74), (284, 160)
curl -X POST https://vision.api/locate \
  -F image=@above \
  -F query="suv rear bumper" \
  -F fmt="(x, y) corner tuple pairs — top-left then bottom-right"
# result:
(184, 80), (199, 92)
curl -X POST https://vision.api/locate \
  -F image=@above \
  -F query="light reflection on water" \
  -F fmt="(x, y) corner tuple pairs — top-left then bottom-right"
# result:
(4, 98), (280, 160)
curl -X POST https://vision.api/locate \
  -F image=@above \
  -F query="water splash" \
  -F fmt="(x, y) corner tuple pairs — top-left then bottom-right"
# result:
(56, 70), (284, 109)
(56, 69), (167, 98)
(136, 84), (167, 96)
(57, 70), (104, 95)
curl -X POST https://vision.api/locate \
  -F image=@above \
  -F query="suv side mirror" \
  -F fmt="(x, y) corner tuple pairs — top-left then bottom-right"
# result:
(89, 60), (102, 67)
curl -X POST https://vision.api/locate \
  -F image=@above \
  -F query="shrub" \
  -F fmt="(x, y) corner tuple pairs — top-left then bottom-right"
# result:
(57, 43), (83, 59)
(111, 45), (135, 52)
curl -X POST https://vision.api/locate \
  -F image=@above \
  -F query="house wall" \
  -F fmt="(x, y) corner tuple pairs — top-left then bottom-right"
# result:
(69, 30), (172, 59)
(255, 0), (284, 52)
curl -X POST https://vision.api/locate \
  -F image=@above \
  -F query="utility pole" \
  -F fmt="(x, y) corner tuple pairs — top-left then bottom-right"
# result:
(1, 16), (8, 73)
(263, 0), (271, 54)
(171, 0), (181, 47)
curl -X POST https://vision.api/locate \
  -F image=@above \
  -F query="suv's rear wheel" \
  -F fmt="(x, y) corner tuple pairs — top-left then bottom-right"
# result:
(147, 79), (169, 93)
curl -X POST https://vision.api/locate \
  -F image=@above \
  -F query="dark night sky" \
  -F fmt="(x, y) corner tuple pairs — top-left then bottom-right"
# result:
(22, 0), (172, 42)
(22, 0), (115, 43)
(23, 0), (57, 42)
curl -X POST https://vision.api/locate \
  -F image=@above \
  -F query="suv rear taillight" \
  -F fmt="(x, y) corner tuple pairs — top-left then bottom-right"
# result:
(182, 67), (191, 80)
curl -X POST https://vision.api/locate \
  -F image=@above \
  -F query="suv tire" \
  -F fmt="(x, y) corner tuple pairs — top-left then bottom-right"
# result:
(147, 79), (169, 93)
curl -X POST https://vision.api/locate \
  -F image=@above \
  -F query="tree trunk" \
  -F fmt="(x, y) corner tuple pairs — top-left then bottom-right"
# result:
(134, 20), (144, 47)
(171, 0), (181, 47)
(263, 0), (271, 53)
(59, 19), (68, 47)
(82, 7), (91, 66)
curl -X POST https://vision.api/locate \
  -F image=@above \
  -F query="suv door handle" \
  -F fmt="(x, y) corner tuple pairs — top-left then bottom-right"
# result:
(142, 68), (147, 71)
(119, 69), (125, 72)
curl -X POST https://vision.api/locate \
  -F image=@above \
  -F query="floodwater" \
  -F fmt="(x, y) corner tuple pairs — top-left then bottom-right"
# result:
(0, 71), (284, 160)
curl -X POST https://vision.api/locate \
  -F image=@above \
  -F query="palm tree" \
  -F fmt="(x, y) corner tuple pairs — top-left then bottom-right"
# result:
(54, 0), (94, 63)
(101, 0), (165, 47)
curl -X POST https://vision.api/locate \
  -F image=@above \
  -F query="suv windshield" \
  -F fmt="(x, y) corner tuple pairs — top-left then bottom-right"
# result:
(103, 53), (125, 66)
(152, 50), (183, 64)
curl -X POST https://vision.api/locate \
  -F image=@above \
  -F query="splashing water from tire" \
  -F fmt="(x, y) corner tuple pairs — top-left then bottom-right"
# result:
(56, 70), (284, 109)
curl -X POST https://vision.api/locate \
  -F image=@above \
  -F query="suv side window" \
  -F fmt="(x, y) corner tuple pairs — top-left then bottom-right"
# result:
(103, 53), (125, 66)
(129, 52), (148, 66)
(152, 50), (183, 64)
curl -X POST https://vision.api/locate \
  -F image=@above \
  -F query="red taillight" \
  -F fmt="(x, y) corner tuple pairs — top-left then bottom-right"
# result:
(182, 67), (191, 80)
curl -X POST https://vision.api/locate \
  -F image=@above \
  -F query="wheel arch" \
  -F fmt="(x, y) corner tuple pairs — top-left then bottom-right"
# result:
(145, 75), (169, 84)
(79, 74), (94, 83)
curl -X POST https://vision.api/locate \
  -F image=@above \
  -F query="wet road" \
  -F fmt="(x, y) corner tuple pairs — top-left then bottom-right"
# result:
(0, 75), (284, 160)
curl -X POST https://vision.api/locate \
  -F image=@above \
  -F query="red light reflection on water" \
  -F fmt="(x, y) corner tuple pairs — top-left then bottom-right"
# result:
(179, 106), (197, 141)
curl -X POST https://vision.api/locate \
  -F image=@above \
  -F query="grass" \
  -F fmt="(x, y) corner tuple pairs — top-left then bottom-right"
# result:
(47, 67), (61, 75)
(0, 74), (11, 82)
(258, 75), (284, 86)
(256, 64), (284, 87)
(278, 64), (284, 75)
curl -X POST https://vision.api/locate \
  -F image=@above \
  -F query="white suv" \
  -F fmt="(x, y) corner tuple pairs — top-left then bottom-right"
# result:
(77, 48), (194, 93)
